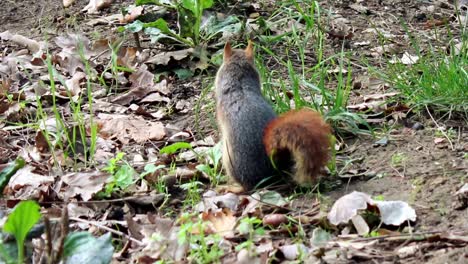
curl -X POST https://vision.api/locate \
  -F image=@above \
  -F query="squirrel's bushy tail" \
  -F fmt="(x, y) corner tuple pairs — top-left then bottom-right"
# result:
(263, 109), (331, 185)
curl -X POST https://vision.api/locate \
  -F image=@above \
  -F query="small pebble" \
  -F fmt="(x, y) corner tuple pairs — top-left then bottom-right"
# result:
(411, 122), (424, 130)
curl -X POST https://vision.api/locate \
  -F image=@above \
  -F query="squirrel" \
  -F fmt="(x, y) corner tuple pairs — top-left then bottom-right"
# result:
(215, 41), (331, 191)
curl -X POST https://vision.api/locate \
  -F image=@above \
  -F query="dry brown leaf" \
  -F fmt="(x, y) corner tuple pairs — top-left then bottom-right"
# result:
(117, 47), (138, 69)
(112, 87), (153, 105)
(67, 203), (96, 218)
(390, 52), (419, 65)
(363, 92), (400, 101)
(120, 6), (144, 23)
(195, 191), (240, 212)
(349, 3), (369, 14)
(86, 14), (124, 26)
(8, 165), (54, 190)
(0, 31), (45, 56)
(202, 208), (237, 236)
(98, 114), (166, 144)
(55, 34), (111, 75)
(140, 93), (171, 104)
(129, 64), (155, 88)
(60, 171), (110, 201)
(347, 100), (386, 112)
(64, 71), (86, 99)
(34, 130), (49, 153)
(145, 48), (194, 65)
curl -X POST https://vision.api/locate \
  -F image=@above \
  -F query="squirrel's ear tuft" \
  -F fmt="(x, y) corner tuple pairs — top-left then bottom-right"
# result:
(245, 40), (254, 62)
(224, 42), (232, 61)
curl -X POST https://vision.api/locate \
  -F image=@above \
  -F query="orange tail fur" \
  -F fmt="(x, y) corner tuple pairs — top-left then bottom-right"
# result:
(263, 109), (331, 184)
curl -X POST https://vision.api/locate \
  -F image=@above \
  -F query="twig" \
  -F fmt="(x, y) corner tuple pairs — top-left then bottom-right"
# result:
(44, 216), (53, 264)
(69, 217), (144, 246)
(425, 105), (454, 150)
(53, 206), (69, 263)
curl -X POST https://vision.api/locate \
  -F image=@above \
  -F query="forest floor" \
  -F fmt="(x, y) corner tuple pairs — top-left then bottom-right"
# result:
(0, 0), (467, 263)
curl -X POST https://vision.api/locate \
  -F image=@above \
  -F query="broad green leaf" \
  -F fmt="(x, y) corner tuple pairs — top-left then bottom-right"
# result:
(195, 164), (211, 174)
(255, 191), (288, 207)
(181, 0), (197, 15)
(201, 15), (241, 39)
(144, 164), (165, 174)
(173, 68), (194, 80)
(3, 201), (41, 247)
(177, 3), (197, 38)
(182, 0), (213, 13)
(144, 19), (193, 45)
(310, 228), (332, 247)
(201, 0), (214, 9)
(114, 164), (135, 189)
(144, 28), (172, 44)
(136, 0), (175, 7)
(144, 18), (174, 34)
(159, 142), (192, 155)
(63, 232), (114, 264)
(0, 158), (25, 193)
(124, 20), (144, 33)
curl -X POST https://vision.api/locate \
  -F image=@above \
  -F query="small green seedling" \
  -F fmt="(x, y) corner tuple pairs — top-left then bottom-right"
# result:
(235, 217), (265, 254)
(102, 152), (136, 197)
(140, 163), (167, 194)
(435, 127), (456, 140)
(177, 214), (224, 263)
(180, 180), (203, 208)
(391, 152), (407, 167)
(196, 142), (224, 186)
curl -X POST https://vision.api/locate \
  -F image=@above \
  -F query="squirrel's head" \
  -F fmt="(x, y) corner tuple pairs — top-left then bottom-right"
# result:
(223, 41), (255, 65)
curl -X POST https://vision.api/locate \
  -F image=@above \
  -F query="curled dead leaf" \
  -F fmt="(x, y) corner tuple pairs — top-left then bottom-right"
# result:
(327, 191), (373, 226)
(63, 0), (76, 7)
(328, 191), (417, 227)
(83, 0), (113, 14)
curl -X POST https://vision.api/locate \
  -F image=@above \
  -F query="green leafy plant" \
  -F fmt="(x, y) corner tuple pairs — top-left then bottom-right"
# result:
(196, 142), (224, 186)
(391, 152), (407, 167)
(2, 201), (41, 264)
(180, 180), (203, 208)
(177, 215), (224, 263)
(435, 127), (456, 140)
(160, 142), (192, 155)
(235, 217), (265, 254)
(102, 152), (136, 196)
(140, 163), (168, 194)
(372, 23), (467, 115)
(130, 0), (214, 47)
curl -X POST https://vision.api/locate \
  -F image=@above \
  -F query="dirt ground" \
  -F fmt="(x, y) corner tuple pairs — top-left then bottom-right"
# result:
(0, 0), (467, 263)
